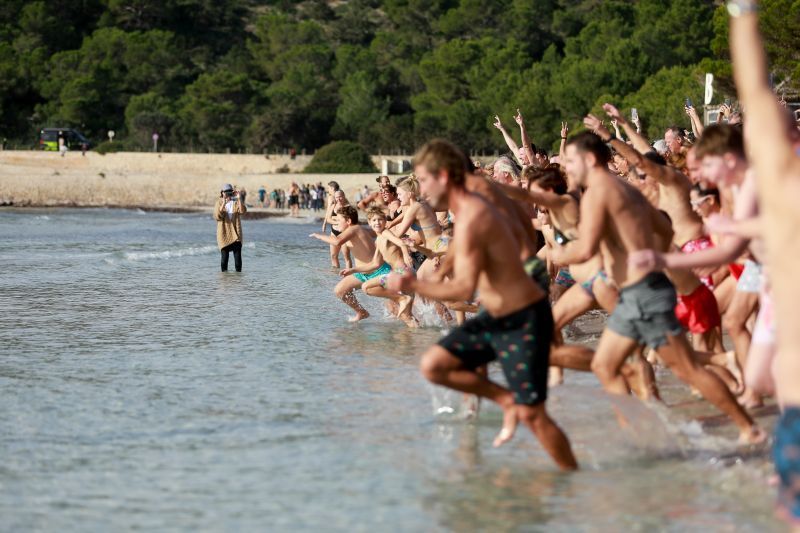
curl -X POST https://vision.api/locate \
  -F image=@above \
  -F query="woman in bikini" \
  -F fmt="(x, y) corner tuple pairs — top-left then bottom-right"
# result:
(322, 189), (353, 270)
(386, 175), (451, 319)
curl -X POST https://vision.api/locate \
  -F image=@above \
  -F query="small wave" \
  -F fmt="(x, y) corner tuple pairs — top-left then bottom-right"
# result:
(34, 215), (51, 221)
(136, 209), (147, 215)
(123, 245), (219, 262)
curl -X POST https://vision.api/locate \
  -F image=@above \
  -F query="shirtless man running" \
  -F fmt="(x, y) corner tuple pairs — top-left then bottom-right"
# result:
(387, 139), (578, 470)
(726, 1), (800, 520)
(310, 206), (381, 322)
(550, 130), (762, 444)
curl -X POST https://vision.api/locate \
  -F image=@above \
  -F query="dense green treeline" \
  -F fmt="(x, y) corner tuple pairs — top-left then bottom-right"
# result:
(0, 0), (797, 153)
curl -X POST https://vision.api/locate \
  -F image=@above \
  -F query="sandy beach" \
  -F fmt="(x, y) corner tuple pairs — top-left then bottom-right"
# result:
(0, 150), (409, 211)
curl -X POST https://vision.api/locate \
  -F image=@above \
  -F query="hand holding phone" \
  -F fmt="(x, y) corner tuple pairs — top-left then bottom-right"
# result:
(685, 97), (693, 108)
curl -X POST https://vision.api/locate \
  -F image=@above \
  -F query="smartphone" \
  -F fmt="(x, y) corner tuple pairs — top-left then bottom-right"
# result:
(631, 108), (638, 121)
(685, 97), (692, 108)
(724, 98), (731, 107)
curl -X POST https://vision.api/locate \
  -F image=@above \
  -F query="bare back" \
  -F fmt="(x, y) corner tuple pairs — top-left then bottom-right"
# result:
(465, 174), (539, 260)
(452, 193), (545, 316)
(590, 172), (671, 287)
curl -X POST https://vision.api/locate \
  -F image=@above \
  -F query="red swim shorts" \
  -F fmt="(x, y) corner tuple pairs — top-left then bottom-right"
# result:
(729, 263), (745, 281)
(675, 283), (721, 334)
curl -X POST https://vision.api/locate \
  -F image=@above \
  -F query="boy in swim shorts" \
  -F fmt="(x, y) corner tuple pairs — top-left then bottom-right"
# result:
(342, 207), (417, 327)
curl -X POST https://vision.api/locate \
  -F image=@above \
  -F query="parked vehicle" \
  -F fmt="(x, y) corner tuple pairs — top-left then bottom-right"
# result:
(39, 128), (91, 151)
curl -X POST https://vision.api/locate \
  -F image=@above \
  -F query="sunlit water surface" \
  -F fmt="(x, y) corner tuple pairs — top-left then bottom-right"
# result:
(0, 209), (782, 531)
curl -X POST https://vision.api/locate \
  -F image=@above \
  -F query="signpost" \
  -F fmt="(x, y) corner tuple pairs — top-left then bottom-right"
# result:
(108, 130), (115, 143)
(152, 132), (159, 152)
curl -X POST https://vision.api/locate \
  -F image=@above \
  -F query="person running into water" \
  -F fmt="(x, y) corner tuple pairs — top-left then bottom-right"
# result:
(322, 184), (353, 270)
(311, 206), (381, 322)
(214, 183), (247, 272)
(387, 139), (578, 471)
(725, 4), (800, 521)
(342, 207), (417, 327)
(551, 129), (763, 444)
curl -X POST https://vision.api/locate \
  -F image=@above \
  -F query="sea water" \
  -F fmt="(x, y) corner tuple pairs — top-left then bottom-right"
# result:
(0, 208), (782, 531)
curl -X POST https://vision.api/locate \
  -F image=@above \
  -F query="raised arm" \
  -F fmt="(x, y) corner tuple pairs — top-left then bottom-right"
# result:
(559, 122), (569, 162)
(493, 115), (523, 167)
(495, 181), (571, 211)
(586, 112), (680, 186)
(604, 104), (652, 154)
(686, 104), (704, 138)
(729, 0), (796, 181)
(213, 198), (225, 221)
(515, 109), (536, 167)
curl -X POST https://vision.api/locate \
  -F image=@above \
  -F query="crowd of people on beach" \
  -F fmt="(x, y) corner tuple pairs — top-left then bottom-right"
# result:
(299, 5), (800, 522)
(211, 4), (800, 524)
(255, 183), (328, 212)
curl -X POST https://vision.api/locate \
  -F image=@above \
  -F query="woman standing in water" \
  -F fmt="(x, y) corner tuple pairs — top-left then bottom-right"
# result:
(214, 183), (247, 272)
(322, 185), (353, 270)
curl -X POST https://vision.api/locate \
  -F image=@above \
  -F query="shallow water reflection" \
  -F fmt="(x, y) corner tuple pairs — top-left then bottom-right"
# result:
(0, 208), (782, 531)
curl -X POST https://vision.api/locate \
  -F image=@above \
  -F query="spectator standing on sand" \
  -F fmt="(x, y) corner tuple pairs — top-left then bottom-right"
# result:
(214, 184), (247, 272)
(58, 131), (67, 157)
(258, 186), (267, 207)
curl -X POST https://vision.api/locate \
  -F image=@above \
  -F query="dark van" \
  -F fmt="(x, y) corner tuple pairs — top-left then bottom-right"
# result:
(39, 128), (91, 151)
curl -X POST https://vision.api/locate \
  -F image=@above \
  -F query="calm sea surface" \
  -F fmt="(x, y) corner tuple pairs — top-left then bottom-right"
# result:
(0, 208), (782, 531)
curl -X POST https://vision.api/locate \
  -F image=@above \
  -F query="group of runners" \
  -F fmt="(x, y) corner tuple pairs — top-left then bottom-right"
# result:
(309, 5), (800, 523)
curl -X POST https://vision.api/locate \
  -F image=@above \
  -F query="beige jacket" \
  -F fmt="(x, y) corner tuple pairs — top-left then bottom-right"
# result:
(214, 197), (246, 249)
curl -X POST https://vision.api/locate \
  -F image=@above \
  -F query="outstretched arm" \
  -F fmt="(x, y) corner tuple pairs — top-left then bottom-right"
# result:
(393, 227), (481, 302)
(587, 112), (680, 186)
(493, 115), (523, 167)
(495, 181), (571, 211)
(310, 226), (355, 247)
(729, 1), (797, 184)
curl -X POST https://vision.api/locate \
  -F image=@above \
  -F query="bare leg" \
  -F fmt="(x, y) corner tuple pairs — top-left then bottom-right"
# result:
(745, 342), (777, 398)
(329, 243), (340, 269)
(656, 333), (764, 443)
(714, 274), (736, 315)
(334, 275), (369, 322)
(591, 329), (640, 395)
(694, 349), (743, 394)
(420, 347), (578, 470)
(364, 280), (417, 327)
(723, 291), (760, 407)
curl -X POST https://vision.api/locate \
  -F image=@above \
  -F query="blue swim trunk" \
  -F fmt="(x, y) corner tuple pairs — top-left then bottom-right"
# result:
(775, 407), (800, 523)
(354, 262), (392, 283)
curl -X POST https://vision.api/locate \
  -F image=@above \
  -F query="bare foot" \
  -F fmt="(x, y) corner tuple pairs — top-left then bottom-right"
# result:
(725, 350), (745, 395)
(739, 425), (768, 445)
(738, 389), (765, 409)
(463, 395), (480, 420)
(493, 404), (519, 447)
(400, 314), (419, 328)
(348, 310), (370, 323)
(548, 366), (564, 388)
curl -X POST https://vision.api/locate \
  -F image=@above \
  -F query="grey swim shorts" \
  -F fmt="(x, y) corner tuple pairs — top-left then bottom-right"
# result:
(607, 272), (684, 349)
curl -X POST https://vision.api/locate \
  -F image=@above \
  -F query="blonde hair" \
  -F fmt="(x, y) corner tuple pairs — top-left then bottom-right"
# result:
(366, 206), (386, 220)
(397, 174), (419, 197)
